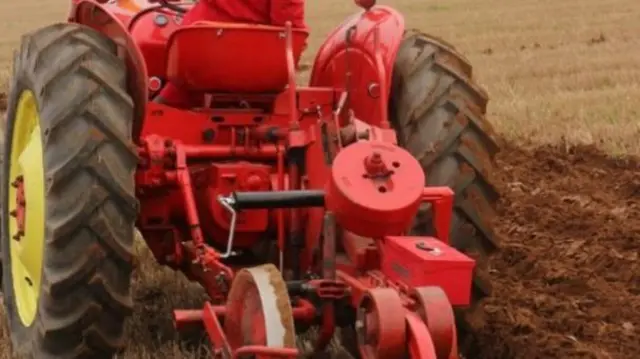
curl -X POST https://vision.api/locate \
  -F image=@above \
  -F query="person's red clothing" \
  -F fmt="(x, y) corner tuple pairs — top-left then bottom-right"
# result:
(187, 0), (305, 28)
(156, 0), (306, 107)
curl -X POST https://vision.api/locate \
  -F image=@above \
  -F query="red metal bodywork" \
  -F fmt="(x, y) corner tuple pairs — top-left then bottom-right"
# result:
(166, 22), (309, 92)
(128, 6), (183, 80)
(67, 1), (471, 358)
(309, 5), (405, 128)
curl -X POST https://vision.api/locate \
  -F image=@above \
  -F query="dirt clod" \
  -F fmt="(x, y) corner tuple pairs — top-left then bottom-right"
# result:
(0, 92), (6, 111)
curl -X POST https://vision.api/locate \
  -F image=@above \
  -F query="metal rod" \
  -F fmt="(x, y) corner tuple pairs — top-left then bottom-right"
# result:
(228, 190), (325, 210)
(316, 212), (337, 350)
(217, 196), (238, 258)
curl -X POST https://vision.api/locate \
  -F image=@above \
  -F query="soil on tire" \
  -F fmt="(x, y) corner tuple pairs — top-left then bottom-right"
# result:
(1, 23), (137, 358)
(389, 30), (501, 354)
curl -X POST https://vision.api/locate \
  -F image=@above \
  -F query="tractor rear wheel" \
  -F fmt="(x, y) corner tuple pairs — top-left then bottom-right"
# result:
(389, 30), (501, 354)
(1, 23), (138, 358)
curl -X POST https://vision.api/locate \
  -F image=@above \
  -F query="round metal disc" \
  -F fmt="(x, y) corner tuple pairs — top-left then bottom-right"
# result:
(356, 288), (406, 358)
(406, 313), (438, 359)
(325, 140), (425, 238)
(224, 264), (296, 350)
(411, 286), (457, 359)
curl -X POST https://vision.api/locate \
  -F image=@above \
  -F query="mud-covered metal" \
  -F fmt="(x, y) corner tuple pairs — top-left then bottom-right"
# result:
(224, 264), (296, 350)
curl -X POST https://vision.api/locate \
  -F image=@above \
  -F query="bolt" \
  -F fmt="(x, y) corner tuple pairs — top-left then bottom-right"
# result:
(202, 129), (216, 143)
(416, 242), (442, 256)
(11, 176), (23, 188)
(363, 152), (389, 177)
(154, 14), (168, 27)
(244, 174), (263, 191)
(368, 83), (380, 98)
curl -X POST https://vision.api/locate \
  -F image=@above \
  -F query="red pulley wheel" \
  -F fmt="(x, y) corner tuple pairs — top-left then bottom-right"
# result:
(406, 313), (439, 359)
(325, 140), (425, 238)
(411, 286), (458, 359)
(356, 288), (407, 358)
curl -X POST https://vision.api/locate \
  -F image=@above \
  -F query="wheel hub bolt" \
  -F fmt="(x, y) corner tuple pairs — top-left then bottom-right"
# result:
(363, 152), (390, 177)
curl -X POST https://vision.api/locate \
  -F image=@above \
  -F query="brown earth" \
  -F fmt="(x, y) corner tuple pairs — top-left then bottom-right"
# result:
(476, 142), (639, 359)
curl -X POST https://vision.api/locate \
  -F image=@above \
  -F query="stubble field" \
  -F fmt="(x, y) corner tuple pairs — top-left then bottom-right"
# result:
(0, 0), (639, 358)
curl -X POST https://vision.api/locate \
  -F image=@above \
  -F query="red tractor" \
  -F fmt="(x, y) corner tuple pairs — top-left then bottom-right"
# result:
(1, 0), (500, 358)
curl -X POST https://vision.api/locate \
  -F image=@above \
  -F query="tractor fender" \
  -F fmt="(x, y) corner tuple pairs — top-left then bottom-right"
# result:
(69, 0), (148, 141)
(309, 6), (405, 128)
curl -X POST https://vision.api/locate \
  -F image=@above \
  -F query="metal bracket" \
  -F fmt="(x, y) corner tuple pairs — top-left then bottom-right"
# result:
(217, 195), (238, 258)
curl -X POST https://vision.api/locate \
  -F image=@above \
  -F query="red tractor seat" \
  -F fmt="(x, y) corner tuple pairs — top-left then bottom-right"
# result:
(166, 21), (309, 93)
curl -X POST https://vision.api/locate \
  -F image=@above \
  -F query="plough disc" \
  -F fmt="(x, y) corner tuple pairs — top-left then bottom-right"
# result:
(225, 264), (297, 351)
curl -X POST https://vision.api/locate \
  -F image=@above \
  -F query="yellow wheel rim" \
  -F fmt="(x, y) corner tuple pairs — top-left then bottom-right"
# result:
(8, 90), (45, 326)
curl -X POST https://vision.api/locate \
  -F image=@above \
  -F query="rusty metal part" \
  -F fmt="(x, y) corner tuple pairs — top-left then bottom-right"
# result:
(10, 176), (26, 240)
(411, 286), (458, 359)
(316, 212), (338, 351)
(356, 288), (406, 358)
(224, 264), (296, 351)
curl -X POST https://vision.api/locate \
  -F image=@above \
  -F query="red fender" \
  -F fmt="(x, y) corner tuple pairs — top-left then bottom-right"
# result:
(309, 6), (405, 128)
(69, 0), (149, 142)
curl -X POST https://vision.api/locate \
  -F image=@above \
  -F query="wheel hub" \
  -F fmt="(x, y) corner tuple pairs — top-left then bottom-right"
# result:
(7, 90), (46, 327)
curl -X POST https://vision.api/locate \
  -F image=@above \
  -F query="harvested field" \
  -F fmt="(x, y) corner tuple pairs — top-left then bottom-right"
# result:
(0, 0), (638, 358)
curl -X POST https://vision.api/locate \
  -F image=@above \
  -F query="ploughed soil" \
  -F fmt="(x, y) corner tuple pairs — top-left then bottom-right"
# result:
(475, 142), (640, 359)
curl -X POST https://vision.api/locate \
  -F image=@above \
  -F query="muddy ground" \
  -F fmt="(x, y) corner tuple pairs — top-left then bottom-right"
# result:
(476, 142), (639, 359)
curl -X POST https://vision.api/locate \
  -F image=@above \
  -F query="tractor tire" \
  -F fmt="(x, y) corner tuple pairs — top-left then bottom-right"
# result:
(1, 23), (138, 358)
(389, 30), (501, 354)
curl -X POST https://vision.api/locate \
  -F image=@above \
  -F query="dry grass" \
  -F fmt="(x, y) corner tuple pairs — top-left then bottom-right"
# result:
(0, 0), (639, 358)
